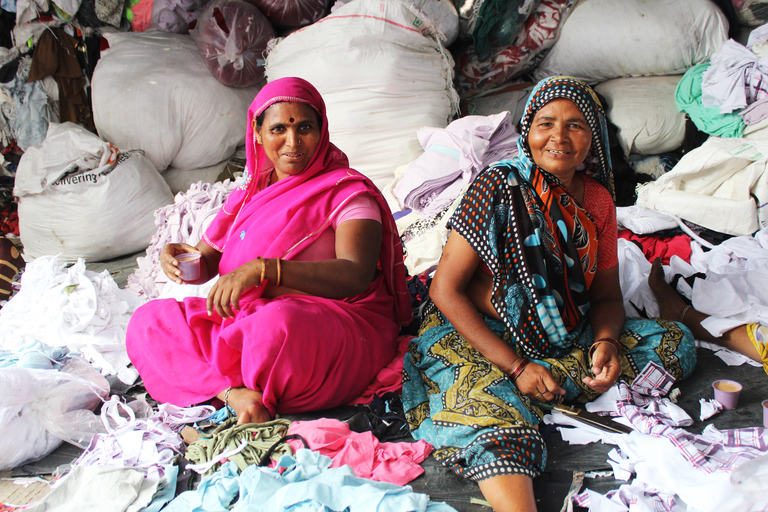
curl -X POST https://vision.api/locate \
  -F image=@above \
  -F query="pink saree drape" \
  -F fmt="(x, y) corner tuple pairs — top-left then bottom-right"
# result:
(127, 78), (411, 415)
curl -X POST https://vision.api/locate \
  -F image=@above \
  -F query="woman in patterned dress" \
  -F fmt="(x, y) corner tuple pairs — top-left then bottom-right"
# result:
(402, 76), (697, 512)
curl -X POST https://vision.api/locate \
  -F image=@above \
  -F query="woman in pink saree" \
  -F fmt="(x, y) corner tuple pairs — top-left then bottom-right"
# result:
(127, 77), (412, 424)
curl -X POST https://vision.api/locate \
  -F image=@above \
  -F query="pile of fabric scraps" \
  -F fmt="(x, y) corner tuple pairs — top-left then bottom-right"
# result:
(544, 362), (768, 511)
(164, 449), (455, 512)
(22, 397), (217, 512)
(126, 180), (235, 300)
(0, 254), (142, 380)
(285, 418), (432, 487)
(184, 417), (293, 476)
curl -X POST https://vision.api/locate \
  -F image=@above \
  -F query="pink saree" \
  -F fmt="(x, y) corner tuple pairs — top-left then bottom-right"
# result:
(127, 78), (411, 416)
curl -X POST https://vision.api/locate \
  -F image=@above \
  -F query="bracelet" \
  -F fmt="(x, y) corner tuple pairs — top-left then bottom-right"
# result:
(258, 256), (266, 286)
(679, 304), (692, 323)
(589, 337), (621, 360)
(276, 258), (282, 287)
(509, 358), (530, 383)
(223, 386), (233, 412)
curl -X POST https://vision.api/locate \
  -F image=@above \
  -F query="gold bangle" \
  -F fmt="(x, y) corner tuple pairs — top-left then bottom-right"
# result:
(259, 256), (266, 285)
(276, 258), (282, 287)
(679, 305), (692, 323)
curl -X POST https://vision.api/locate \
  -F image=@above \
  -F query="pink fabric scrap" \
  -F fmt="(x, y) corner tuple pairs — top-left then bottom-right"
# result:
(286, 418), (432, 487)
(349, 335), (413, 405)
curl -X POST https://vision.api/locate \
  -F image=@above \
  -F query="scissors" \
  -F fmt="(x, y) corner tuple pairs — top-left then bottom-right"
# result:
(533, 401), (633, 434)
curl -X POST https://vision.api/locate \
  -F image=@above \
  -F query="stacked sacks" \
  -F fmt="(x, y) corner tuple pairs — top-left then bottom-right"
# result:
(91, 32), (262, 185)
(265, 0), (459, 191)
(190, 0), (276, 88)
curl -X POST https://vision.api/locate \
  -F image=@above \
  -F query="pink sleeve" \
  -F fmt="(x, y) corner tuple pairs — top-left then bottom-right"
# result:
(331, 192), (382, 229)
(583, 177), (618, 271)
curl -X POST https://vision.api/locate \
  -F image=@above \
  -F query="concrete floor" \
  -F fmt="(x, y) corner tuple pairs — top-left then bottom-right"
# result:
(2, 251), (767, 511)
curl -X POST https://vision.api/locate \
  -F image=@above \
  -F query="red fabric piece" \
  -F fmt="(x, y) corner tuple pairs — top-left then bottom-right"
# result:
(618, 229), (693, 264)
(287, 418), (432, 486)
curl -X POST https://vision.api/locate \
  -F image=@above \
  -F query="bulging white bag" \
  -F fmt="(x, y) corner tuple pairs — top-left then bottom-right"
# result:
(534, 0), (728, 84)
(265, 0), (459, 191)
(594, 75), (686, 157)
(15, 122), (174, 262)
(0, 356), (109, 471)
(92, 31), (262, 172)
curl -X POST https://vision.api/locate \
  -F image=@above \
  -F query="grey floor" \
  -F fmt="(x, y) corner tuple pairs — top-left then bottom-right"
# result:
(6, 251), (768, 511)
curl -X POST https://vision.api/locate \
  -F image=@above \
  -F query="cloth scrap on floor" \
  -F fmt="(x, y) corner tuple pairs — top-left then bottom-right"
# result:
(0, 255), (143, 378)
(185, 417), (292, 475)
(164, 449), (456, 512)
(75, 396), (214, 481)
(286, 418), (432, 486)
(23, 465), (157, 512)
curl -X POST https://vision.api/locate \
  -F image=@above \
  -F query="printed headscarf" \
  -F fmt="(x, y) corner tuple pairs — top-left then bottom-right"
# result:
(513, 75), (615, 199)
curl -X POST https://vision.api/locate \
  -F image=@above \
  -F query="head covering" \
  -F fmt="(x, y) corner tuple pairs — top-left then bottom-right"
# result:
(245, 77), (350, 194)
(514, 76), (614, 199)
(204, 77), (412, 327)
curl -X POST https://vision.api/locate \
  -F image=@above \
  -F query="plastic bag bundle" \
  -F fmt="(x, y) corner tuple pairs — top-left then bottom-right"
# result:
(92, 31), (262, 172)
(265, 0), (459, 190)
(251, 0), (328, 28)
(191, 0), (276, 87)
(15, 122), (174, 262)
(0, 356), (109, 471)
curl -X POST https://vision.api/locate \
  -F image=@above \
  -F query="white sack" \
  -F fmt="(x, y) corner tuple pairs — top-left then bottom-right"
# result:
(636, 137), (768, 237)
(0, 357), (109, 471)
(15, 122), (174, 262)
(330, 0), (460, 46)
(594, 75), (686, 157)
(265, 0), (459, 191)
(92, 31), (261, 172)
(534, 0), (728, 84)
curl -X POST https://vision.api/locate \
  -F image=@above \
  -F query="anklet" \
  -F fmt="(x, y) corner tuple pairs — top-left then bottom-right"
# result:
(679, 305), (692, 323)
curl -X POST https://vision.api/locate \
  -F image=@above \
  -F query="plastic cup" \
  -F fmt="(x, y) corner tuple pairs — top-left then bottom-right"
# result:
(176, 252), (201, 281)
(712, 379), (742, 410)
(762, 400), (768, 428)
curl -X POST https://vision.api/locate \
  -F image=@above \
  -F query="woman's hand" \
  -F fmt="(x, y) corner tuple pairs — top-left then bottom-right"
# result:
(583, 342), (621, 393)
(514, 361), (565, 403)
(160, 243), (202, 284)
(207, 259), (262, 318)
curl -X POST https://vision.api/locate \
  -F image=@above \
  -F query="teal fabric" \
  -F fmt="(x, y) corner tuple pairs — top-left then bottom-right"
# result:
(402, 305), (696, 481)
(676, 62), (745, 138)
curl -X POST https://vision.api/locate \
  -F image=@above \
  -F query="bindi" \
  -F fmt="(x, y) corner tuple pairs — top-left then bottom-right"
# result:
(289, 117), (294, 123)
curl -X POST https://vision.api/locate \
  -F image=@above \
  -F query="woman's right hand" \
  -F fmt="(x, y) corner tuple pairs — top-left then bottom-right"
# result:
(514, 361), (565, 404)
(160, 243), (201, 284)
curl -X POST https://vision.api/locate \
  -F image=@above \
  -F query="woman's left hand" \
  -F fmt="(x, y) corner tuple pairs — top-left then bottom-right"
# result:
(207, 260), (262, 318)
(582, 342), (621, 394)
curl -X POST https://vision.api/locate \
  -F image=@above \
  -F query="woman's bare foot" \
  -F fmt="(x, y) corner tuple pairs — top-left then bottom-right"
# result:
(218, 387), (271, 425)
(648, 258), (688, 322)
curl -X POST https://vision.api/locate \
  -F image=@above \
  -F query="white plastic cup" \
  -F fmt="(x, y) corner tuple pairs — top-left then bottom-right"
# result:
(762, 399), (768, 428)
(176, 252), (201, 281)
(712, 379), (742, 410)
